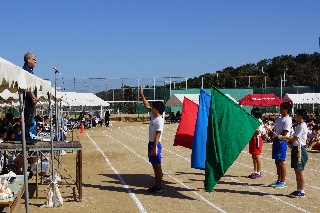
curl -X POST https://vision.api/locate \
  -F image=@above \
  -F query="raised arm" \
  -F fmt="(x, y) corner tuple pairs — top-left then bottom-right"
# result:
(140, 86), (151, 113)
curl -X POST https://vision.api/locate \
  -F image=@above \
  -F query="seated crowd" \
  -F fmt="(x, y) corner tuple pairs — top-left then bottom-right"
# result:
(261, 116), (320, 151)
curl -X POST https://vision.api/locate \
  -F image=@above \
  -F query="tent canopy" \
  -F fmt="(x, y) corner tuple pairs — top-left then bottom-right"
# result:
(56, 92), (110, 106)
(165, 93), (237, 107)
(238, 93), (284, 106)
(165, 94), (199, 106)
(0, 57), (51, 94)
(283, 93), (320, 104)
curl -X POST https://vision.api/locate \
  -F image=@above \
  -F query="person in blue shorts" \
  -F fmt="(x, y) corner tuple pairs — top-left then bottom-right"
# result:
(278, 109), (308, 198)
(140, 86), (165, 193)
(269, 102), (292, 188)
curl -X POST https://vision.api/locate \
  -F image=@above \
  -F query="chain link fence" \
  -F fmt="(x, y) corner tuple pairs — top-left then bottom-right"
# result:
(48, 77), (314, 115)
(51, 77), (188, 114)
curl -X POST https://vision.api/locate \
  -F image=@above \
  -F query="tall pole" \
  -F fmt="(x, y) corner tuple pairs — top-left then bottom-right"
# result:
(137, 78), (140, 101)
(48, 93), (57, 207)
(201, 77), (203, 89)
(19, 91), (30, 213)
(153, 77), (156, 100)
(265, 75), (266, 93)
(169, 77), (172, 97)
(55, 73), (58, 141)
(185, 77), (188, 90)
(121, 78), (124, 101)
(280, 76), (283, 99)
(105, 78), (108, 101)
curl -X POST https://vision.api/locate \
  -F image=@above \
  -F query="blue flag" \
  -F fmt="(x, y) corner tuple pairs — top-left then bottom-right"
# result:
(191, 89), (211, 170)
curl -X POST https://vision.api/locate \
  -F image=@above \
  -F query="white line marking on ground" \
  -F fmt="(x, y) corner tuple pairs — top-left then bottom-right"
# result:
(86, 132), (147, 213)
(226, 177), (310, 213)
(235, 161), (320, 191)
(103, 130), (227, 213)
(119, 127), (311, 213)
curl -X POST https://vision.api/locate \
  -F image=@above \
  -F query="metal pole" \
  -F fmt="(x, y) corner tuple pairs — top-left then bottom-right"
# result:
(55, 74), (58, 141)
(201, 77), (203, 89)
(121, 78), (124, 101)
(280, 76), (283, 98)
(137, 78), (140, 101)
(105, 78), (108, 101)
(185, 77), (188, 90)
(48, 92), (57, 207)
(19, 91), (30, 213)
(169, 77), (172, 97)
(153, 77), (156, 100)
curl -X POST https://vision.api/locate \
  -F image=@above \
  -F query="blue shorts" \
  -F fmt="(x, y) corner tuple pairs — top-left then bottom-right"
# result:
(272, 140), (288, 161)
(148, 142), (162, 164)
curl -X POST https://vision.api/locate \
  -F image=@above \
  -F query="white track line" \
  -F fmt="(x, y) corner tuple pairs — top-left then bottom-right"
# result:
(86, 132), (147, 213)
(103, 130), (227, 213)
(226, 177), (310, 213)
(122, 126), (311, 213)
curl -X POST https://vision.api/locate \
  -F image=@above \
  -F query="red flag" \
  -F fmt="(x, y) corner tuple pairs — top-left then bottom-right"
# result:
(173, 97), (198, 149)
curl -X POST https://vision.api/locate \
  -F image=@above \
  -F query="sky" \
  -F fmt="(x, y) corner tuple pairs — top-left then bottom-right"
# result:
(0, 1), (319, 81)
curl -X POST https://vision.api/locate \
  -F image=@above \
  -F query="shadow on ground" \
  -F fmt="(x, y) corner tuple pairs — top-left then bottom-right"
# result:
(82, 173), (198, 200)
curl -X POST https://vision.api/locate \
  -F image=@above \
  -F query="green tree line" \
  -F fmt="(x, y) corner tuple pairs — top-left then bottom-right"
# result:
(181, 52), (320, 89)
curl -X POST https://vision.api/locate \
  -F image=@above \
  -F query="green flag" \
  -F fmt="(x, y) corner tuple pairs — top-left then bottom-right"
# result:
(205, 87), (261, 192)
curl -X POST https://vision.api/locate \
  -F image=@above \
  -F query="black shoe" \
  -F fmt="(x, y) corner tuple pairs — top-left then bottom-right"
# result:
(147, 185), (164, 193)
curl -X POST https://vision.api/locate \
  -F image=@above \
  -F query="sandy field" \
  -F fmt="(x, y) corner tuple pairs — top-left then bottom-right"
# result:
(14, 121), (320, 213)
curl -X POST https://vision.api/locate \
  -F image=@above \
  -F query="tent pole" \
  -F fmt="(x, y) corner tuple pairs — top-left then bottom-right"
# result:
(19, 90), (30, 213)
(48, 92), (57, 207)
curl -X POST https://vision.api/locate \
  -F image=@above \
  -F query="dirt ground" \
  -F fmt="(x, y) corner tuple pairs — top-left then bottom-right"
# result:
(15, 121), (320, 213)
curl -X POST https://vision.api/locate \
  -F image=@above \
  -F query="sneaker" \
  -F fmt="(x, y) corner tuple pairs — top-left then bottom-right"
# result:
(273, 182), (287, 188)
(251, 173), (262, 179)
(288, 191), (299, 197)
(247, 173), (254, 178)
(289, 191), (305, 198)
(269, 180), (280, 187)
(147, 185), (164, 193)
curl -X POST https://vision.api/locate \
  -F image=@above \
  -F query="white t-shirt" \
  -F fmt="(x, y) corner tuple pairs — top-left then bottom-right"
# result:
(257, 119), (266, 136)
(293, 122), (308, 146)
(273, 116), (292, 138)
(149, 113), (164, 142)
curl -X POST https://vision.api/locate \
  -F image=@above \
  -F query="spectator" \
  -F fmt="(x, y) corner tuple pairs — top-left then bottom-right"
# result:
(5, 109), (14, 124)
(104, 108), (110, 127)
(0, 128), (8, 143)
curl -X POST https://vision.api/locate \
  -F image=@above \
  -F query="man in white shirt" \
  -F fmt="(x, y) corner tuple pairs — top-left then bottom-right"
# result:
(140, 86), (165, 193)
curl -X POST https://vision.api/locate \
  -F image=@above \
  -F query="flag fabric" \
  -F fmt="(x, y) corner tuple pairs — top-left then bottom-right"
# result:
(173, 97), (198, 149)
(191, 89), (211, 170)
(205, 87), (261, 192)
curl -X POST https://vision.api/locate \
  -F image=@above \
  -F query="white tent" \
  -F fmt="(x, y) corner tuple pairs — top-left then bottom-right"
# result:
(283, 93), (320, 104)
(56, 92), (109, 106)
(0, 57), (51, 93)
(165, 93), (237, 107)
(165, 94), (199, 106)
